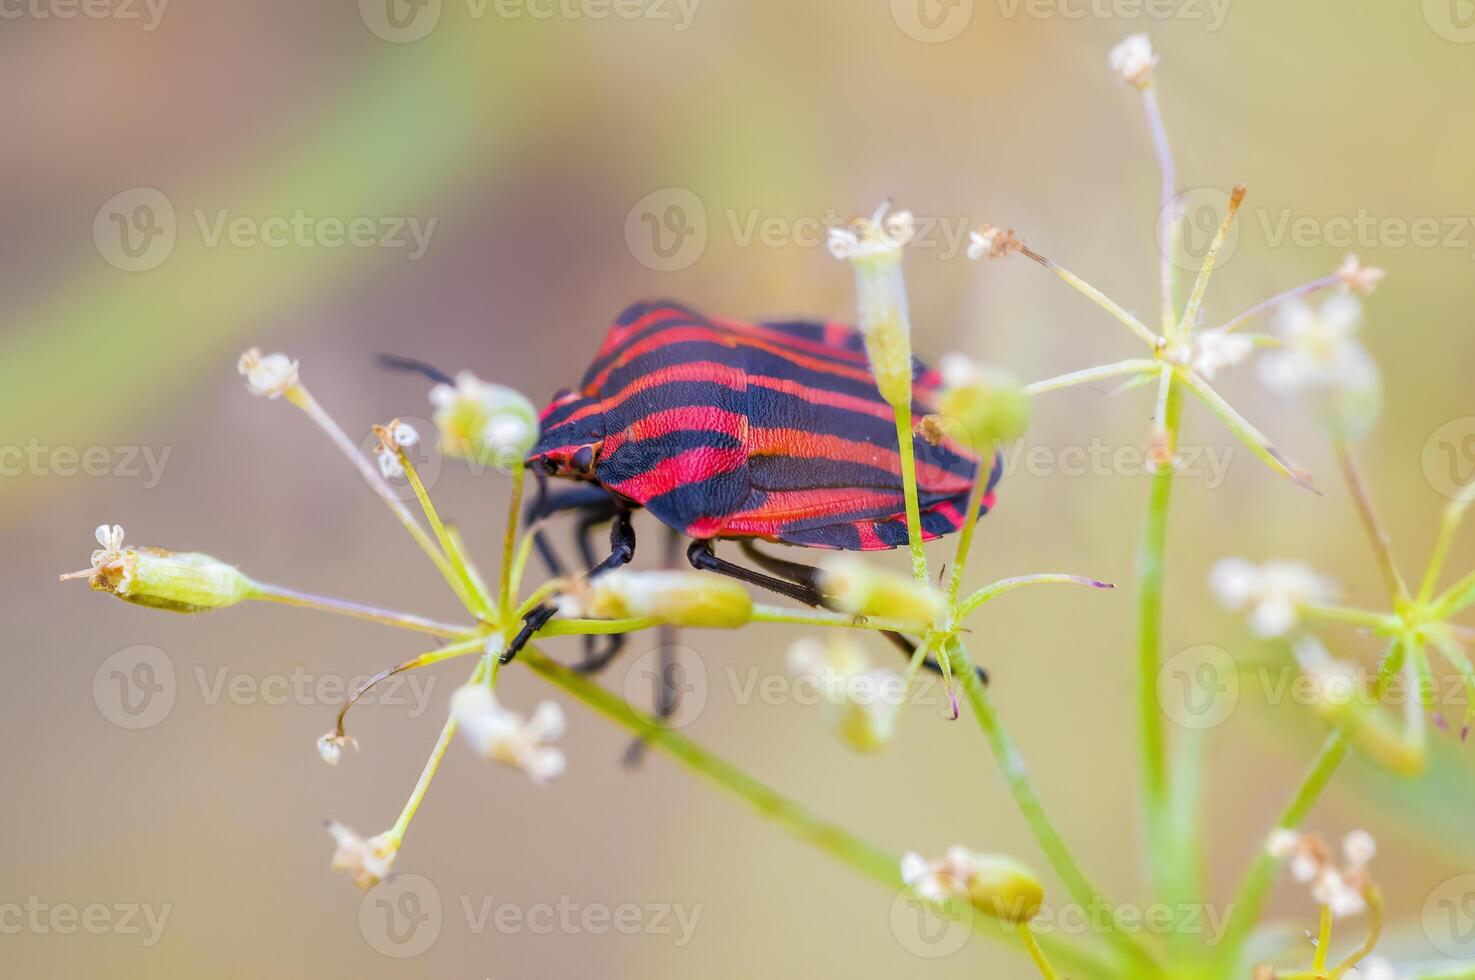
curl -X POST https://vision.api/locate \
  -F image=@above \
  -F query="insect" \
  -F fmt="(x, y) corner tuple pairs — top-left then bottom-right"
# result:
(505, 301), (1002, 673)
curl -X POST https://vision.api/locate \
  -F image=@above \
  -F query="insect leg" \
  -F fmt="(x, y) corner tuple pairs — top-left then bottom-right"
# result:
(524, 476), (618, 580)
(699, 539), (989, 686)
(501, 508), (636, 665)
(686, 539), (825, 606)
(375, 353), (454, 385)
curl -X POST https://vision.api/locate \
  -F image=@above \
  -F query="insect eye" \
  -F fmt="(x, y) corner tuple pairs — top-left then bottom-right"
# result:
(570, 445), (595, 475)
(541, 456), (559, 475)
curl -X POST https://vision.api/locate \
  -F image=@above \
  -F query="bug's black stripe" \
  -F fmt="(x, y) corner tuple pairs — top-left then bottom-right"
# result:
(596, 429), (744, 486)
(601, 340), (887, 406)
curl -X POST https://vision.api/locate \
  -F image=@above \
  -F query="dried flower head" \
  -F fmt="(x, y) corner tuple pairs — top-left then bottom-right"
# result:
(1336, 254), (1386, 295)
(237, 348), (300, 399)
(450, 684), (566, 784)
(1109, 34), (1157, 88)
(371, 419), (420, 479)
(826, 202), (915, 261)
(966, 225), (1022, 261)
(1210, 558), (1338, 638)
(326, 821), (399, 890)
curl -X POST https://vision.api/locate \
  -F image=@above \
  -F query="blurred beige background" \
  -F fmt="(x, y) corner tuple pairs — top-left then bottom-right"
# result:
(4, 1), (1475, 977)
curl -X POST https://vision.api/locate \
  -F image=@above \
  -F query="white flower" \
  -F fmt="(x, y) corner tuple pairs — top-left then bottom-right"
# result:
(827, 202), (915, 261)
(787, 637), (900, 752)
(92, 523), (127, 567)
(429, 371), (539, 464)
(1266, 829), (1375, 919)
(375, 445), (404, 479)
(901, 849), (972, 904)
(1259, 295), (1376, 392)
(1210, 558), (1338, 638)
(372, 419), (418, 479)
(237, 348), (299, 399)
(317, 732), (357, 766)
(1109, 34), (1157, 87)
(1336, 254), (1386, 295)
(450, 684), (566, 783)
(1170, 328), (1253, 379)
(900, 847), (1044, 923)
(326, 821), (398, 890)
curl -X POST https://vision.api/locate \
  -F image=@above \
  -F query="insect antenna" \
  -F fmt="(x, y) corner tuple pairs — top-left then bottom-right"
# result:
(376, 353), (455, 385)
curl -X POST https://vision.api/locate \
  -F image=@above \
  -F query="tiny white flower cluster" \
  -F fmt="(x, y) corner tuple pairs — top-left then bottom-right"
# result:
(237, 348), (300, 399)
(826, 202), (915, 261)
(61, 523), (137, 593)
(451, 684), (566, 784)
(316, 732), (358, 766)
(326, 821), (399, 890)
(1210, 558), (1338, 638)
(901, 847), (975, 904)
(1260, 295), (1376, 395)
(787, 637), (898, 752)
(374, 419), (420, 480)
(1108, 34), (1157, 87)
(1167, 328), (1254, 380)
(1336, 254), (1386, 296)
(429, 371), (539, 464)
(965, 225), (1019, 262)
(1266, 828), (1376, 919)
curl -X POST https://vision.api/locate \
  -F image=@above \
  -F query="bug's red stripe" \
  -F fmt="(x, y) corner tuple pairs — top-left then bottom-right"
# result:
(604, 446), (748, 499)
(747, 428), (973, 493)
(586, 326), (876, 392)
(721, 488), (906, 529)
(592, 306), (695, 363)
(601, 407), (747, 456)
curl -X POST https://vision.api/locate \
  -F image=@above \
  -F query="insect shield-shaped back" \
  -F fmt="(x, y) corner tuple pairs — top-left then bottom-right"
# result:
(528, 388), (607, 481)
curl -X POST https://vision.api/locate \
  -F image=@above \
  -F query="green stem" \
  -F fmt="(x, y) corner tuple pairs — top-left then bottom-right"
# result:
(388, 655), (489, 842)
(950, 640), (1161, 976)
(1024, 359), (1159, 397)
(253, 583), (470, 638)
(1021, 922), (1061, 980)
(750, 604), (925, 636)
(498, 465), (525, 622)
(946, 447), (992, 607)
(397, 443), (493, 619)
(893, 402), (929, 584)
(957, 574), (1113, 620)
(1138, 383), (1183, 905)
(517, 645), (1113, 978)
(1335, 442), (1409, 607)
(1311, 904), (1334, 974)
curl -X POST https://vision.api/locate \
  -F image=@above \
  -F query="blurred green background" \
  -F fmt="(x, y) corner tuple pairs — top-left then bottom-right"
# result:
(4, 1), (1475, 977)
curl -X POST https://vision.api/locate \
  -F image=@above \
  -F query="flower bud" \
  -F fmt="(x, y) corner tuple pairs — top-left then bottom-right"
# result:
(901, 848), (1044, 924)
(62, 524), (258, 613)
(568, 570), (752, 628)
(429, 371), (539, 469)
(820, 555), (944, 629)
(937, 355), (1031, 444)
(829, 204), (916, 409)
